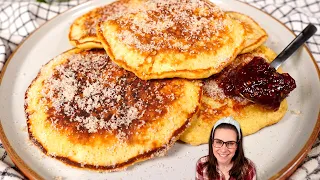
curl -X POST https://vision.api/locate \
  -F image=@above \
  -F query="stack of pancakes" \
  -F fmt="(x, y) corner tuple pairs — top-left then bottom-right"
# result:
(25, 0), (288, 172)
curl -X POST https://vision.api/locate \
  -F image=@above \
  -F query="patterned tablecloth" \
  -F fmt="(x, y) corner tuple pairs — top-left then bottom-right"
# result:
(0, 0), (319, 179)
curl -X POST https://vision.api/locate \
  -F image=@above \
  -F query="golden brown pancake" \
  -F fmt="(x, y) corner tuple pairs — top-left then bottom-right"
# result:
(97, 0), (245, 80)
(179, 46), (288, 145)
(227, 11), (268, 54)
(68, 0), (134, 49)
(25, 48), (202, 171)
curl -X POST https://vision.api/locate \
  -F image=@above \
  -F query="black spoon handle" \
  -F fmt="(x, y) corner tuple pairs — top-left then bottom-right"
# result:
(270, 23), (317, 69)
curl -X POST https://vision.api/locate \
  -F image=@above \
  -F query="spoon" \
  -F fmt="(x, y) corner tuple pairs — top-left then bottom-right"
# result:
(270, 23), (317, 69)
(239, 23), (317, 107)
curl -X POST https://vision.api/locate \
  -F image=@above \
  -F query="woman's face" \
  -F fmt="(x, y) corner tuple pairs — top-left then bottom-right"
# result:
(212, 128), (238, 165)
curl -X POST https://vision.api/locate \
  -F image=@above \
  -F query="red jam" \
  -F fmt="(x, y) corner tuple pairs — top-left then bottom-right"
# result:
(217, 56), (296, 111)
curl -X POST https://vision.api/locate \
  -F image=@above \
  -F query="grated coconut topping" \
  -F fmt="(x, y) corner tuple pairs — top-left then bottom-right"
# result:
(40, 50), (175, 140)
(110, 0), (226, 52)
(83, 0), (132, 35)
(203, 79), (226, 100)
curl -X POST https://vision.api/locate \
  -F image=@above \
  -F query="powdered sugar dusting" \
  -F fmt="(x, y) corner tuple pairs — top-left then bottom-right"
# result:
(111, 0), (226, 53)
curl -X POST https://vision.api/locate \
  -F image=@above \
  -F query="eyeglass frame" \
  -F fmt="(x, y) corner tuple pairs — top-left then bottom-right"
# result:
(212, 139), (238, 149)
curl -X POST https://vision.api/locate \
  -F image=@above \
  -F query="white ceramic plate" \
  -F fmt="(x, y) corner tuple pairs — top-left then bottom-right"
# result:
(0, 0), (319, 179)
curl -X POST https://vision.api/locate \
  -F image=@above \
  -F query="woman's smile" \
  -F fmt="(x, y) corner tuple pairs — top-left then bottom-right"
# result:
(217, 153), (229, 157)
(196, 117), (257, 179)
(213, 128), (237, 165)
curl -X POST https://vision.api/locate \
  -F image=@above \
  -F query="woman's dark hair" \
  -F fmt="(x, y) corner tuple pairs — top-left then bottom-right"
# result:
(204, 123), (249, 180)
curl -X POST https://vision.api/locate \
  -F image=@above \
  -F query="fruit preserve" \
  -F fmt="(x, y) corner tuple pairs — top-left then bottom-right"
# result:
(218, 56), (296, 110)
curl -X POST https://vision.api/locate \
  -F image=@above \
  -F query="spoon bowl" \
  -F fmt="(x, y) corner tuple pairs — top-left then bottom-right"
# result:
(237, 24), (317, 108)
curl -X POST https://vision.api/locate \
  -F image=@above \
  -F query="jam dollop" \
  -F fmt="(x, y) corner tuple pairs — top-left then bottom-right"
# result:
(218, 56), (296, 110)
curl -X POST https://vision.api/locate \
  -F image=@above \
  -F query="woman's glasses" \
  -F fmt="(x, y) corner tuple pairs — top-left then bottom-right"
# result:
(213, 139), (238, 149)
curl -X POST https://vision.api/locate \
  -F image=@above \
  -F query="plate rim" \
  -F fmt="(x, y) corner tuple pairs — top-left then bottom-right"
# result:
(0, 0), (319, 179)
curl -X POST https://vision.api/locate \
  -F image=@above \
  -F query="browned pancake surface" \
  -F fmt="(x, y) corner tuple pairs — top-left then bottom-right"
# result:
(98, 0), (245, 80)
(69, 0), (133, 49)
(25, 48), (202, 171)
(180, 46), (288, 145)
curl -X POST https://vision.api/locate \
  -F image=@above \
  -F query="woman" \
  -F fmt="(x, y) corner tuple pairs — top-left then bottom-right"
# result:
(196, 117), (256, 180)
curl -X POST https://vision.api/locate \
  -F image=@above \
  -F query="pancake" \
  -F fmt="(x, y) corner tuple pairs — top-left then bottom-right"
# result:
(179, 45), (288, 145)
(227, 11), (268, 54)
(25, 48), (202, 171)
(97, 0), (245, 80)
(68, 0), (134, 49)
